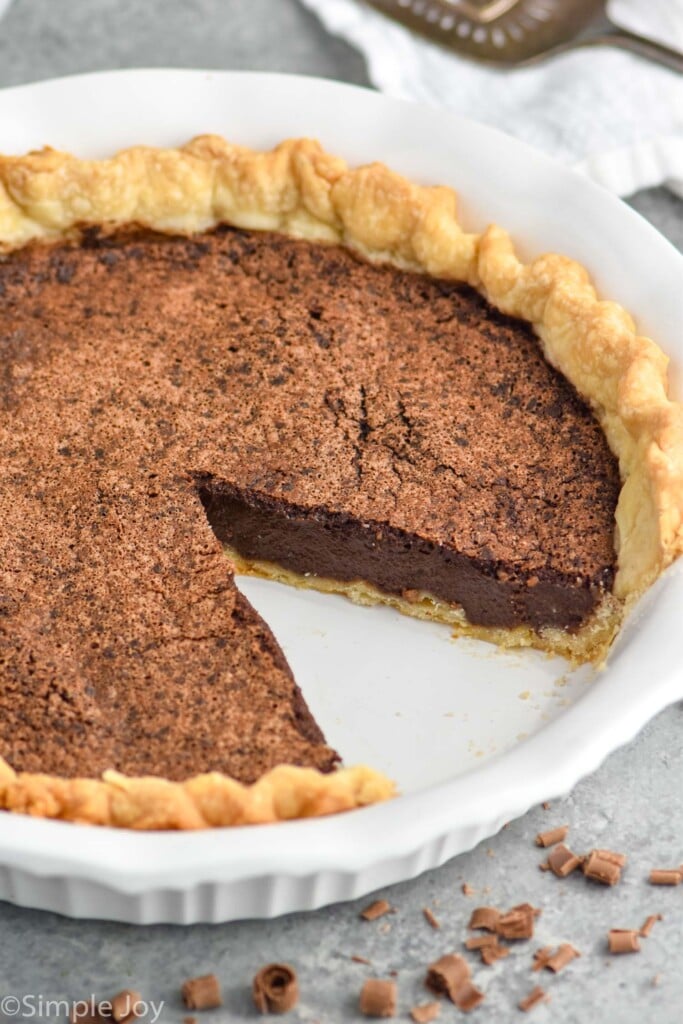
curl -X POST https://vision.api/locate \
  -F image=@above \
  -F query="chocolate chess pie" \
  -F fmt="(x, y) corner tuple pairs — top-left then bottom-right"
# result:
(0, 137), (680, 828)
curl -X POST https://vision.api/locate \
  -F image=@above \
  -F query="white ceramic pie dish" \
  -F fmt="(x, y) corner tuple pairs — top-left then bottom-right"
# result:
(0, 69), (681, 924)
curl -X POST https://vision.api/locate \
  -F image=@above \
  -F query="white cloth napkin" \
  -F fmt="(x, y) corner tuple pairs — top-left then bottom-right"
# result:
(299, 0), (683, 198)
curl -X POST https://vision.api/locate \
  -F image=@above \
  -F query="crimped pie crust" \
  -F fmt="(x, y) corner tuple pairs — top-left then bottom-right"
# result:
(0, 758), (392, 829)
(0, 136), (681, 829)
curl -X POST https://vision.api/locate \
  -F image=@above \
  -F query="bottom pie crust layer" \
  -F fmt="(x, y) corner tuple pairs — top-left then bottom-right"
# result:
(225, 549), (623, 666)
(0, 758), (394, 830)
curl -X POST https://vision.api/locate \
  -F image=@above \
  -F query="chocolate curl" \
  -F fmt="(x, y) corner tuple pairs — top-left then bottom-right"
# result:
(361, 899), (393, 921)
(181, 975), (222, 1010)
(468, 906), (500, 932)
(649, 869), (681, 886)
(464, 935), (497, 951)
(535, 825), (569, 848)
(532, 947), (553, 972)
(410, 1003), (441, 1023)
(479, 937), (509, 962)
(496, 904), (537, 940)
(583, 851), (622, 886)
(593, 849), (627, 867)
(359, 979), (397, 1018)
(640, 914), (663, 937)
(547, 843), (582, 878)
(519, 986), (549, 1012)
(608, 930), (641, 954)
(545, 944), (581, 973)
(465, 932), (508, 965)
(425, 954), (470, 1000)
(423, 907), (440, 929)
(252, 964), (299, 1014)
(453, 981), (484, 1013)
(480, 943), (510, 966)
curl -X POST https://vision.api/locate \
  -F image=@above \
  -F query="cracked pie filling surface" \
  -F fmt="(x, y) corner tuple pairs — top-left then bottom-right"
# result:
(0, 137), (681, 828)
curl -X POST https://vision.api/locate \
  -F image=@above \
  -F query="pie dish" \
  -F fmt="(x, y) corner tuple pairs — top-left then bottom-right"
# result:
(0, 132), (681, 831)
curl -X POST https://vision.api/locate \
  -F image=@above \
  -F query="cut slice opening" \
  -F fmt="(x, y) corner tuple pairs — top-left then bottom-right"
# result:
(197, 478), (622, 664)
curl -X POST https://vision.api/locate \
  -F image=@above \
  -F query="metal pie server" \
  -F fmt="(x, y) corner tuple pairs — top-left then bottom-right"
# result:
(363, 0), (683, 73)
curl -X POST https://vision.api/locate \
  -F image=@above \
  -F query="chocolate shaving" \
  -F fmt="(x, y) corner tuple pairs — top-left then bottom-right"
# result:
(453, 981), (485, 1013)
(252, 964), (299, 1014)
(465, 933), (504, 962)
(519, 986), (549, 1012)
(468, 906), (500, 932)
(583, 851), (622, 886)
(359, 979), (397, 1018)
(649, 869), (681, 886)
(461, 883), (474, 896)
(425, 954), (483, 1010)
(547, 843), (582, 878)
(535, 825), (569, 848)
(545, 943), (581, 973)
(608, 930), (641, 954)
(532, 947), (553, 972)
(423, 907), (441, 930)
(352, 955), (373, 965)
(640, 914), (663, 937)
(496, 904), (538, 940)
(480, 943), (510, 966)
(181, 975), (222, 1011)
(464, 935), (498, 951)
(410, 1003), (441, 1023)
(425, 954), (471, 1000)
(593, 849), (627, 867)
(361, 899), (394, 921)
(110, 991), (143, 1022)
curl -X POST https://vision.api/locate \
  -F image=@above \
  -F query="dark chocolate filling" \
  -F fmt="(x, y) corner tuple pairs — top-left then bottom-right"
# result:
(200, 482), (606, 632)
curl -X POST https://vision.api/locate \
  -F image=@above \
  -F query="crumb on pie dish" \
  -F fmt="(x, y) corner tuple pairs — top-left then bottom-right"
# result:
(0, 136), (681, 829)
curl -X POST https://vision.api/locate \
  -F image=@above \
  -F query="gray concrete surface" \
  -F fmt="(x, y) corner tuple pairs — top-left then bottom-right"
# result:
(0, 1), (681, 1020)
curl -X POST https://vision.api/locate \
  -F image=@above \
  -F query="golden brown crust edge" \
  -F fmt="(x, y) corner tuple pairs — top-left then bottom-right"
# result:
(0, 758), (395, 829)
(0, 136), (681, 827)
(477, 229), (683, 602)
(1, 134), (680, 604)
